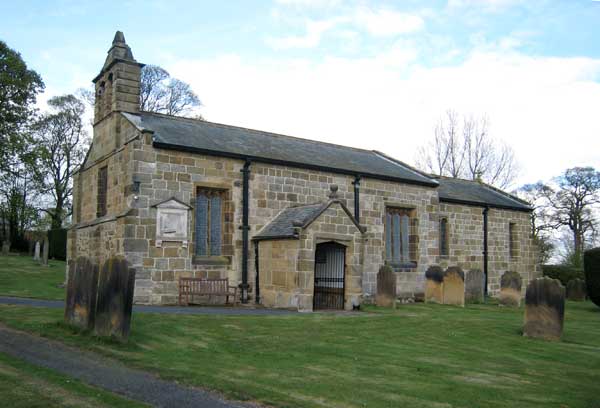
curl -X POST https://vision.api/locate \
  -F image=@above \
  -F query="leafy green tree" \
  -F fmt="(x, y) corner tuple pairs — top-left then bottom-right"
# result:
(0, 40), (44, 172)
(31, 95), (89, 229)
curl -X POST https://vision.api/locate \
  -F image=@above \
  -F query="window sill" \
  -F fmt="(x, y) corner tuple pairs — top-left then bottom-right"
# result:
(192, 256), (230, 266)
(387, 261), (417, 271)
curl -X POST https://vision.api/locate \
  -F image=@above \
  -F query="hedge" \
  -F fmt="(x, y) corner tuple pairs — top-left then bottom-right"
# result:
(542, 264), (584, 287)
(48, 228), (67, 261)
(584, 248), (600, 307)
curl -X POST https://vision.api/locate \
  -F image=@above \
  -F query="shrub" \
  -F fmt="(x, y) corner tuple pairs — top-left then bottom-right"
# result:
(542, 265), (584, 286)
(48, 228), (67, 261)
(584, 248), (600, 307)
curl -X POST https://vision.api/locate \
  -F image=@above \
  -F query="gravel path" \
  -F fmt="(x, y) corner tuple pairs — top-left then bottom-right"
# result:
(0, 296), (294, 316)
(0, 324), (261, 408)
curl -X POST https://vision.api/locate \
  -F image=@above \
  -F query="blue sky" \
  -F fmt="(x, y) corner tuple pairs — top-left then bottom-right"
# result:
(2, 0), (600, 185)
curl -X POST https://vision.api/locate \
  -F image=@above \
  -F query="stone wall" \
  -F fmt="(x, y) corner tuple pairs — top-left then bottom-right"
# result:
(438, 203), (539, 296)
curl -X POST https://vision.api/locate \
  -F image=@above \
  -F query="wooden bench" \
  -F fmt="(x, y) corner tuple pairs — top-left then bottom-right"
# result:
(178, 278), (238, 306)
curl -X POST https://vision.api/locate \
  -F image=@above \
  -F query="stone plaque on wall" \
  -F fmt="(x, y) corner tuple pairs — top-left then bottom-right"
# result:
(152, 197), (191, 248)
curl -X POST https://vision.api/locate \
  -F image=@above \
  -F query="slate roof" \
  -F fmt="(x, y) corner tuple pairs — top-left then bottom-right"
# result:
(122, 112), (438, 187)
(436, 177), (531, 212)
(253, 203), (329, 240)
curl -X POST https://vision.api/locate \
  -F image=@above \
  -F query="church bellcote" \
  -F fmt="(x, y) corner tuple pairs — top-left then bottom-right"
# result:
(92, 31), (143, 124)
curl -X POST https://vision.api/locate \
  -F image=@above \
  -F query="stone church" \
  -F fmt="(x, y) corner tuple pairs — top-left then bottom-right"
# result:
(68, 32), (539, 311)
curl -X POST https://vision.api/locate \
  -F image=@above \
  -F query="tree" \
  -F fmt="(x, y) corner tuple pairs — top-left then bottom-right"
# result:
(530, 167), (600, 266)
(31, 95), (89, 229)
(140, 65), (202, 117)
(416, 110), (518, 189)
(516, 183), (555, 264)
(0, 40), (44, 172)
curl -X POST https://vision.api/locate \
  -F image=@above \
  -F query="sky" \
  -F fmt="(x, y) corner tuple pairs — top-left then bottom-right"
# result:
(1, 0), (599, 187)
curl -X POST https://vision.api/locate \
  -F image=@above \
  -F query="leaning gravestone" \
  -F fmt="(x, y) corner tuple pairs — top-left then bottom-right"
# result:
(94, 257), (136, 340)
(42, 236), (49, 266)
(523, 277), (565, 341)
(425, 265), (444, 303)
(1, 240), (9, 255)
(465, 269), (485, 303)
(566, 279), (586, 301)
(33, 241), (40, 261)
(376, 265), (396, 307)
(64, 257), (99, 330)
(442, 266), (465, 306)
(500, 271), (522, 307)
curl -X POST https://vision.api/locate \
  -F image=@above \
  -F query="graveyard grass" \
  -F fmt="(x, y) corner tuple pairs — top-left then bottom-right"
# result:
(0, 352), (147, 407)
(0, 301), (599, 408)
(0, 255), (66, 300)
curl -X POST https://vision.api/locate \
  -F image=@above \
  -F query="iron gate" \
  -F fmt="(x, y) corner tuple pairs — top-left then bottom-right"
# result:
(313, 242), (346, 310)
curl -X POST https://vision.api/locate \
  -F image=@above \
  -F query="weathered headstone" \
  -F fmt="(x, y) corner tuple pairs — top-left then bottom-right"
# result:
(442, 266), (465, 306)
(94, 257), (136, 340)
(465, 269), (484, 303)
(42, 236), (49, 266)
(500, 271), (522, 307)
(1, 240), (9, 255)
(425, 265), (444, 303)
(523, 277), (565, 341)
(64, 257), (99, 330)
(33, 241), (40, 261)
(566, 279), (586, 301)
(376, 264), (396, 307)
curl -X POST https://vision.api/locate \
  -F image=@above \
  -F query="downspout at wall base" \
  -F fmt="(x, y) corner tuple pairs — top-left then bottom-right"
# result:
(240, 160), (251, 303)
(483, 206), (489, 297)
(254, 241), (260, 304)
(352, 175), (361, 223)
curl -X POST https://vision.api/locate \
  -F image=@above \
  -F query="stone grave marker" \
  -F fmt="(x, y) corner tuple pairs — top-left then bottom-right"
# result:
(566, 279), (586, 301)
(34, 241), (40, 261)
(523, 277), (565, 341)
(64, 257), (99, 330)
(376, 264), (396, 307)
(465, 269), (484, 303)
(1, 240), (9, 255)
(500, 271), (522, 307)
(442, 266), (465, 306)
(42, 236), (49, 266)
(94, 257), (136, 340)
(425, 265), (444, 303)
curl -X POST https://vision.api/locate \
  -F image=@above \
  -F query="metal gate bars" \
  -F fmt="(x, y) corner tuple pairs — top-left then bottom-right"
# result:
(313, 242), (346, 310)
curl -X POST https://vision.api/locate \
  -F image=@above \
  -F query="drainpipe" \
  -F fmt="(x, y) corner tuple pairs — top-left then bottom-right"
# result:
(240, 159), (251, 303)
(254, 241), (260, 304)
(483, 206), (489, 297)
(352, 175), (361, 223)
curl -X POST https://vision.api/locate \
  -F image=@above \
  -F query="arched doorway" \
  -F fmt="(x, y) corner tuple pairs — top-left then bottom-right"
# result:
(313, 242), (346, 310)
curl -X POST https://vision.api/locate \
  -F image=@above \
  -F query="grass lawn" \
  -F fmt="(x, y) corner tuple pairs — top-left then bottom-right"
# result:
(0, 352), (147, 407)
(0, 302), (599, 408)
(0, 254), (66, 300)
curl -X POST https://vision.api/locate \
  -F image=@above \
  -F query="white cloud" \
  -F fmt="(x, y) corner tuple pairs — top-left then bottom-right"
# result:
(447, 0), (524, 12)
(266, 17), (345, 49)
(168, 48), (600, 187)
(275, 0), (341, 8)
(353, 7), (425, 36)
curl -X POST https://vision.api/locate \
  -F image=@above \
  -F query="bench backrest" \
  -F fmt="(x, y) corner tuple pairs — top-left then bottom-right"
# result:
(180, 278), (229, 293)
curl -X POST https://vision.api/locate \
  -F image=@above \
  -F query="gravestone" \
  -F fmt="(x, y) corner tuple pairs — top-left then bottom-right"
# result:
(1, 240), (9, 255)
(94, 257), (136, 340)
(64, 257), (99, 330)
(566, 279), (586, 301)
(465, 269), (484, 303)
(42, 236), (49, 266)
(376, 265), (396, 307)
(442, 266), (465, 306)
(425, 265), (444, 303)
(523, 277), (565, 341)
(500, 271), (522, 307)
(33, 241), (40, 261)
